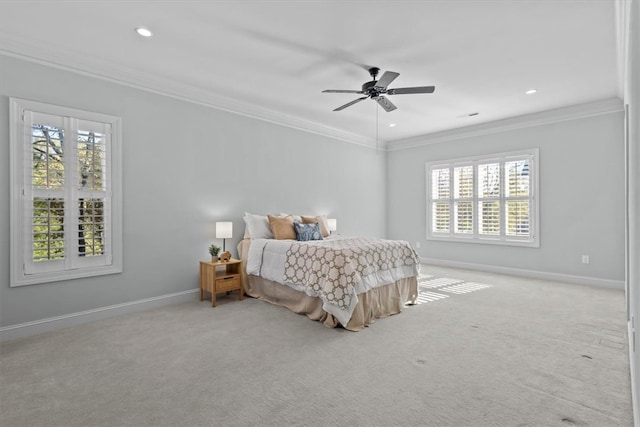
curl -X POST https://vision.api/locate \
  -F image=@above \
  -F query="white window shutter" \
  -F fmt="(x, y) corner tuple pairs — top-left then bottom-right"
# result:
(426, 149), (539, 247)
(10, 98), (122, 286)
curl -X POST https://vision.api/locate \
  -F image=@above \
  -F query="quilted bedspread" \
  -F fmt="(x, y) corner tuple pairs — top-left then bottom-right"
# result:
(247, 236), (420, 325)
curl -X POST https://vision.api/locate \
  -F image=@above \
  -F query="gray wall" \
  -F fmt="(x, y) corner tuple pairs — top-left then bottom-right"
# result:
(387, 112), (625, 283)
(0, 54), (628, 332)
(0, 55), (387, 327)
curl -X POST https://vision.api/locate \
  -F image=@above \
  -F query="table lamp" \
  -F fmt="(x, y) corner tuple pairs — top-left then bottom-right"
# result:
(216, 221), (233, 251)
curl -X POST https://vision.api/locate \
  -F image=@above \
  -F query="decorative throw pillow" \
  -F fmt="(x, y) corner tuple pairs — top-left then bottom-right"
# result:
(280, 213), (303, 223)
(268, 215), (296, 240)
(301, 215), (329, 237)
(243, 212), (274, 239)
(293, 222), (323, 241)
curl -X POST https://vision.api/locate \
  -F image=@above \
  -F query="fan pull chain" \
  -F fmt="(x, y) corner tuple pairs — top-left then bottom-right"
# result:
(376, 103), (379, 153)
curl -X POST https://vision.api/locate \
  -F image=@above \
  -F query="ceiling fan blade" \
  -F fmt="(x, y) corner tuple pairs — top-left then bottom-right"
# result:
(374, 96), (397, 112)
(387, 86), (435, 95)
(333, 96), (368, 111)
(374, 71), (399, 90)
(322, 89), (364, 94)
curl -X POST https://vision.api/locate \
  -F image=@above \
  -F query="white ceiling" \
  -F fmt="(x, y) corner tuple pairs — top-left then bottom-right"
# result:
(0, 0), (621, 147)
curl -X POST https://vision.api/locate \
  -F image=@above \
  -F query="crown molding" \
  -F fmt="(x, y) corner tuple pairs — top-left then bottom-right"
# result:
(0, 34), (384, 150)
(2, 31), (622, 154)
(387, 97), (624, 152)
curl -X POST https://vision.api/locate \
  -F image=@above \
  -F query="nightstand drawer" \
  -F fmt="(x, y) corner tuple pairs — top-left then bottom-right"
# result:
(216, 276), (241, 292)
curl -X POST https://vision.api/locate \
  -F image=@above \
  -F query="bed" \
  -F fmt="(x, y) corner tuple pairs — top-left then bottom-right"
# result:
(237, 213), (419, 331)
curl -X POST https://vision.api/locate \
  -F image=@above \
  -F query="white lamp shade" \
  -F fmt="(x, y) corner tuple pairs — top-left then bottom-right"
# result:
(327, 218), (337, 232)
(216, 221), (233, 239)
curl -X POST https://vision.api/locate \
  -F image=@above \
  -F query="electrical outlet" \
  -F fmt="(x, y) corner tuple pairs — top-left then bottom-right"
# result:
(581, 255), (590, 264)
(415, 241), (421, 249)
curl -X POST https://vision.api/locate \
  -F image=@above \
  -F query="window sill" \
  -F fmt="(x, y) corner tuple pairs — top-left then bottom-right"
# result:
(426, 235), (540, 248)
(11, 264), (123, 287)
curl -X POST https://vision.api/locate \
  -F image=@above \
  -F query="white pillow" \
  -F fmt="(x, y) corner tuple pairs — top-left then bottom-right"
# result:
(280, 213), (302, 223)
(243, 212), (274, 239)
(316, 214), (330, 233)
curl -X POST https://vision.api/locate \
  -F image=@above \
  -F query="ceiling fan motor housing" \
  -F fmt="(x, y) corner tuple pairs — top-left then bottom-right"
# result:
(362, 80), (381, 96)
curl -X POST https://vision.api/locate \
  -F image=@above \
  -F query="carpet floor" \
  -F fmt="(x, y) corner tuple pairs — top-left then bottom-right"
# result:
(0, 265), (633, 427)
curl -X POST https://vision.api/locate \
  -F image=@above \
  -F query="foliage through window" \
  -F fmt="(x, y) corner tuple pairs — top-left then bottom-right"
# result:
(10, 99), (122, 286)
(426, 149), (539, 247)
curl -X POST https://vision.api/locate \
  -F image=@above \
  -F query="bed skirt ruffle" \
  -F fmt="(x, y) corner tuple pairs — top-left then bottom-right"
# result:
(245, 274), (418, 331)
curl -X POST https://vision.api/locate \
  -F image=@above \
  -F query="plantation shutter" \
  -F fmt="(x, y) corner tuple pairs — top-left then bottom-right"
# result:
(26, 112), (66, 274)
(11, 98), (122, 286)
(23, 111), (112, 275)
(478, 162), (501, 236)
(431, 167), (450, 233)
(75, 119), (112, 268)
(453, 165), (473, 234)
(505, 156), (532, 238)
(425, 149), (538, 247)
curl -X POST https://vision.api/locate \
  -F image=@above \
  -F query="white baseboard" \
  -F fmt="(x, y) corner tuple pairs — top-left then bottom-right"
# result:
(0, 261), (624, 342)
(420, 257), (625, 290)
(0, 288), (200, 343)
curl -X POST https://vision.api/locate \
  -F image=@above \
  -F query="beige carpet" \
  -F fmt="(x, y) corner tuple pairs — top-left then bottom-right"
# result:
(0, 265), (633, 427)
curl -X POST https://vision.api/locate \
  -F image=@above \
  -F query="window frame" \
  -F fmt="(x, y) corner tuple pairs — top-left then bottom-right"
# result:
(10, 98), (123, 287)
(425, 149), (539, 248)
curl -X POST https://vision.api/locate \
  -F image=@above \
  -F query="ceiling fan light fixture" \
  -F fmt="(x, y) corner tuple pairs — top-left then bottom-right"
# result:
(135, 27), (153, 37)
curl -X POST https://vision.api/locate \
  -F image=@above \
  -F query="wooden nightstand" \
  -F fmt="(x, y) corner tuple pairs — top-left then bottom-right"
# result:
(199, 259), (244, 307)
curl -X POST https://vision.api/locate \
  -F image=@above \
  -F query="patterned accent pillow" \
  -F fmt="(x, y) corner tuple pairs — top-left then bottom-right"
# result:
(301, 215), (330, 237)
(293, 222), (323, 241)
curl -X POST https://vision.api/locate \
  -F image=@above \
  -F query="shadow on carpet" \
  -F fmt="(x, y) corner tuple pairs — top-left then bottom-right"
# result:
(416, 275), (492, 304)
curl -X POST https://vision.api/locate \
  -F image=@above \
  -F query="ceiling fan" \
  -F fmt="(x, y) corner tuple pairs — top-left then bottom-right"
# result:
(322, 67), (435, 112)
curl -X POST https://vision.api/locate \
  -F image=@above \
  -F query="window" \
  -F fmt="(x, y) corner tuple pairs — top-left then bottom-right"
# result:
(426, 149), (539, 247)
(10, 98), (122, 286)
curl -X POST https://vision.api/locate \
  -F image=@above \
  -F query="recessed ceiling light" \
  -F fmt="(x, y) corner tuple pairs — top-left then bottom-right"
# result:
(525, 89), (537, 95)
(135, 27), (153, 37)
(389, 123), (396, 127)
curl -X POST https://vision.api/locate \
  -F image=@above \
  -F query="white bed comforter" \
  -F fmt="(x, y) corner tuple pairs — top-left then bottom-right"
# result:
(247, 235), (419, 325)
